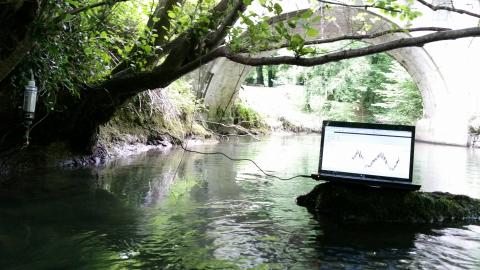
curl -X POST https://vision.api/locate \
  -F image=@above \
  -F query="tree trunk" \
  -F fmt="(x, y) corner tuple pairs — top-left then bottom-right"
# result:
(255, 66), (264, 86)
(267, 66), (274, 87)
(0, 1), (40, 83)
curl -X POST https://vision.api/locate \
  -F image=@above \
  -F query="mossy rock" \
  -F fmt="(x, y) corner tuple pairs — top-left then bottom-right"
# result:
(297, 182), (480, 224)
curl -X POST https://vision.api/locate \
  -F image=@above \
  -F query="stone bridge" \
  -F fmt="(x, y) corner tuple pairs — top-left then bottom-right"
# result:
(200, 1), (480, 146)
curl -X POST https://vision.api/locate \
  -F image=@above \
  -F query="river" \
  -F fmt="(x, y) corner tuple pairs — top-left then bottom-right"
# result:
(1, 135), (479, 269)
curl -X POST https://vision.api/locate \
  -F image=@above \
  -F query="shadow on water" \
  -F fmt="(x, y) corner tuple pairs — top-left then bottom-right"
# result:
(0, 147), (238, 269)
(0, 167), (138, 267)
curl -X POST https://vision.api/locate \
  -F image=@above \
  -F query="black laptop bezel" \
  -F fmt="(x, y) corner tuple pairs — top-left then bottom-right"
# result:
(319, 120), (416, 184)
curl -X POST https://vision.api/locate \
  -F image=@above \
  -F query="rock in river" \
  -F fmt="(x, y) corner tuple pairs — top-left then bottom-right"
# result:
(297, 182), (480, 224)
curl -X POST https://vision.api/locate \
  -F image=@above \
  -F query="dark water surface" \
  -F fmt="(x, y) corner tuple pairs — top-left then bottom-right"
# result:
(1, 135), (479, 269)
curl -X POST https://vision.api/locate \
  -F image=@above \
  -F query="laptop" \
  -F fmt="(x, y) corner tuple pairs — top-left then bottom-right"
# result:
(317, 120), (420, 190)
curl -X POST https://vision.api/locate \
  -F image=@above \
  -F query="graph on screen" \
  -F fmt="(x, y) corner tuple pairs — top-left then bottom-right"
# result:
(351, 150), (400, 171)
(321, 125), (412, 179)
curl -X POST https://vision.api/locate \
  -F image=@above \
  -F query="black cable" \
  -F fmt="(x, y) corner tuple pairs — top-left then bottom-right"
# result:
(29, 111), (50, 131)
(179, 143), (314, 181)
(171, 46), (313, 182)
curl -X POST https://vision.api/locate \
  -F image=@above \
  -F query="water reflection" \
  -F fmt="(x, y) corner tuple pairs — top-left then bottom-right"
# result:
(414, 143), (480, 198)
(0, 136), (479, 269)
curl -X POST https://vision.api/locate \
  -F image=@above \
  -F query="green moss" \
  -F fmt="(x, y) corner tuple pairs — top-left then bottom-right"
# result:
(98, 80), (209, 147)
(297, 182), (480, 224)
(233, 102), (267, 130)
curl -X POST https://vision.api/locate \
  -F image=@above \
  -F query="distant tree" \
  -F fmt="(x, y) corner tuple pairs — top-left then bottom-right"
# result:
(256, 66), (264, 85)
(267, 66), (274, 87)
(301, 50), (422, 124)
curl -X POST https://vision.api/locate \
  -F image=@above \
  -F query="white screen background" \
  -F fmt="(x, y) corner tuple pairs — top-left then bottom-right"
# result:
(321, 126), (412, 179)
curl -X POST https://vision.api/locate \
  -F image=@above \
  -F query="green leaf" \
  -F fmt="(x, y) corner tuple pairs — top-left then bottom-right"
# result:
(100, 31), (108, 39)
(273, 3), (283, 15)
(311, 15), (322, 23)
(300, 47), (316, 55)
(287, 18), (297, 28)
(290, 34), (304, 48)
(306, 28), (319, 37)
(300, 9), (313, 19)
(65, 0), (81, 7)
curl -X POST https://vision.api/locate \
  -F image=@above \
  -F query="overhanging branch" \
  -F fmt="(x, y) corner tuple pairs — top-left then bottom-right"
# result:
(304, 27), (451, 45)
(417, 0), (480, 19)
(67, 0), (129, 15)
(245, 27), (451, 53)
(317, 0), (401, 14)
(99, 46), (225, 95)
(0, 30), (36, 83)
(100, 26), (480, 96)
(205, 0), (246, 48)
(225, 27), (480, 66)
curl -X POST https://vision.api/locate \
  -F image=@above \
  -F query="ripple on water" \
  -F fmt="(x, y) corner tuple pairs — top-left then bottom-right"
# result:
(409, 226), (480, 269)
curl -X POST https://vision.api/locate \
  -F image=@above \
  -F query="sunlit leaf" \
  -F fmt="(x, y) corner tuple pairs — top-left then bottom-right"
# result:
(306, 28), (319, 37)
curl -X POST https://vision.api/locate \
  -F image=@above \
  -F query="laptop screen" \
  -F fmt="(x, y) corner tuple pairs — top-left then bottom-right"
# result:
(319, 121), (415, 183)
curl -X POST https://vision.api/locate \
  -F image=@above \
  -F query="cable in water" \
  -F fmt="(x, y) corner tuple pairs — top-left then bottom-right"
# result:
(179, 143), (313, 181)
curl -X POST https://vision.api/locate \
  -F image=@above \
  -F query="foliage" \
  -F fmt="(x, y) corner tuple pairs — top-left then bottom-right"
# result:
(274, 65), (306, 86)
(378, 81), (424, 124)
(228, 0), (423, 56)
(244, 65), (281, 87)
(242, 41), (423, 126)
(2, 0), (472, 151)
(244, 71), (256, 85)
(321, 101), (359, 122)
(295, 43), (423, 125)
(9, 0), (151, 112)
(233, 101), (266, 129)
(0, 0), (461, 109)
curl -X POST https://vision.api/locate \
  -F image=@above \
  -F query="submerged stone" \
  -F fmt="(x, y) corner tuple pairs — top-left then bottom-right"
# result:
(297, 182), (480, 224)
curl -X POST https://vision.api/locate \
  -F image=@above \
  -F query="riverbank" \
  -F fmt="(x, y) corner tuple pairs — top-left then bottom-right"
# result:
(0, 82), (215, 177)
(0, 87), (310, 178)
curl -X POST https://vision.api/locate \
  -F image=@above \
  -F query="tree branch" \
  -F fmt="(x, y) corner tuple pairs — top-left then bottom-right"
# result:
(225, 27), (480, 66)
(417, 0), (480, 19)
(244, 27), (450, 53)
(148, 0), (181, 45)
(205, 121), (261, 141)
(111, 0), (180, 76)
(0, 30), (36, 83)
(303, 27), (450, 46)
(67, 0), (129, 16)
(99, 46), (225, 95)
(205, 0), (246, 48)
(113, 0), (240, 77)
(317, 0), (401, 14)
(101, 26), (480, 97)
(267, 9), (314, 25)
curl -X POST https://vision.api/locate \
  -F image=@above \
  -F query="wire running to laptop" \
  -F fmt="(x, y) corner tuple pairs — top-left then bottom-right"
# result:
(179, 143), (316, 181)
(172, 55), (315, 182)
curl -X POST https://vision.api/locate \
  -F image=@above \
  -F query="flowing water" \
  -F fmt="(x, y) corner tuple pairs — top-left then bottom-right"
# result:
(1, 135), (479, 269)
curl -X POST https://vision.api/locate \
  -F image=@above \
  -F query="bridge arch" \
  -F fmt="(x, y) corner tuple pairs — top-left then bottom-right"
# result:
(202, 5), (472, 145)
